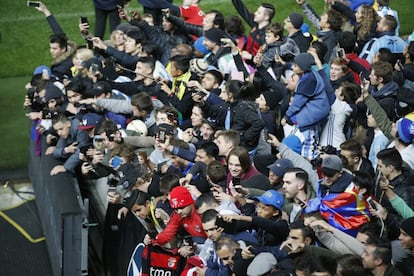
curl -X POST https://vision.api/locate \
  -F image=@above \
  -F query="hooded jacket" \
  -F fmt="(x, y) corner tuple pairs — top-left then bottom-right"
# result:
(370, 80), (399, 121)
(285, 70), (330, 131)
(262, 37), (300, 68)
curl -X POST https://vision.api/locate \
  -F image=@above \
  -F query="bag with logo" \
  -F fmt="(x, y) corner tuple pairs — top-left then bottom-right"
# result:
(141, 243), (185, 276)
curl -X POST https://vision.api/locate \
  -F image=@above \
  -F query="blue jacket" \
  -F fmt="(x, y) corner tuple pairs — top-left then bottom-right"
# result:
(359, 31), (407, 64)
(285, 70), (330, 131)
(53, 118), (91, 172)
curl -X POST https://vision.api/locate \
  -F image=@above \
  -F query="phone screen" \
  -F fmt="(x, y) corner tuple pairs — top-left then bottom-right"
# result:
(367, 197), (377, 210)
(158, 129), (166, 143)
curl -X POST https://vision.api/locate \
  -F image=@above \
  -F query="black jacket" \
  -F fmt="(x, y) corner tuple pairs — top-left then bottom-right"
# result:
(374, 167), (414, 220)
(289, 30), (312, 53)
(204, 100), (265, 149)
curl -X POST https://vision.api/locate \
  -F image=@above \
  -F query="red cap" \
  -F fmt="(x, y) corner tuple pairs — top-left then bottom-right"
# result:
(169, 186), (194, 209)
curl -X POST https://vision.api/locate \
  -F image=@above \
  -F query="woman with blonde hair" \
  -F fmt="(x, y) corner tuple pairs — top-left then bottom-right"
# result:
(71, 47), (94, 77)
(331, 2), (379, 54)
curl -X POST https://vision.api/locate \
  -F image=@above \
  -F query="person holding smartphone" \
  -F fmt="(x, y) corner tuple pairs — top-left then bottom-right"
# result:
(30, 1), (76, 80)
(225, 146), (262, 195)
(221, 189), (289, 275)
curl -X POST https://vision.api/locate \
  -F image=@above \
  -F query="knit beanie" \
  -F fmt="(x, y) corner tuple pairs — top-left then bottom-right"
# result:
(294, 53), (315, 72)
(400, 217), (414, 238)
(397, 118), (414, 144)
(289, 13), (304, 29)
(190, 58), (209, 77)
(169, 186), (194, 209)
(194, 36), (210, 55)
(45, 83), (63, 102)
(204, 28), (226, 45)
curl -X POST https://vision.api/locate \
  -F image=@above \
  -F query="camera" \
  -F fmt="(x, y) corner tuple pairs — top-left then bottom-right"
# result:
(183, 235), (194, 246)
(27, 87), (36, 101)
(311, 145), (337, 169)
(107, 171), (121, 187)
(41, 108), (54, 119)
(26, 87), (44, 112)
(216, 216), (236, 233)
(27, 1), (40, 7)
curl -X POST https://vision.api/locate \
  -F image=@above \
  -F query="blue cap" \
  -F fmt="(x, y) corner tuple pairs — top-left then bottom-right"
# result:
(282, 135), (302, 155)
(194, 36), (210, 55)
(267, 158), (293, 177)
(78, 113), (103, 130)
(33, 65), (52, 76)
(254, 190), (284, 210)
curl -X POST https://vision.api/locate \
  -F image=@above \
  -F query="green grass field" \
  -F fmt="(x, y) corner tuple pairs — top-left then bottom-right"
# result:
(0, 0), (412, 169)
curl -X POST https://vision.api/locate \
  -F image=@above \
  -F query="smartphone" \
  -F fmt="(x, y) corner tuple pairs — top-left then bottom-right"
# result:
(80, 16), (88, 24)
(27, 1), (40, 7)
(234, 185), (244, 194)
(337, 48), (345, 59)
(158, 128), (166, 143)
(367, 196), (377, 211)
(282, 244), (293, 254)
(232, 177), (240, 186)
(197, 90), (207, 98)
(108, 186), (117, 193)
(111, 155), (123, 168)
(79, 144), (92, 155)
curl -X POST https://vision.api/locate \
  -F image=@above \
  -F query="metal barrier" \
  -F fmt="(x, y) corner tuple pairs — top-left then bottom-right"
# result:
(28, 137), (88, 275)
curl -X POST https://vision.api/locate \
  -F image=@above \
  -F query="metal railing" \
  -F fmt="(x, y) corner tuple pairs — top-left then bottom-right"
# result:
(28, 136), (88, 275)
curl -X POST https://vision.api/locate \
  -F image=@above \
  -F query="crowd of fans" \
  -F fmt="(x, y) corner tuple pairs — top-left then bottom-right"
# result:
(23, 0), (414, 275)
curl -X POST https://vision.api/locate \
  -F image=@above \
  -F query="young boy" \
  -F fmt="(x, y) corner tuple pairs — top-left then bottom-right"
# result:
(260, 22), (300, 69)
(222, 189), (289, 274)
(159, 55), (197, 122)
